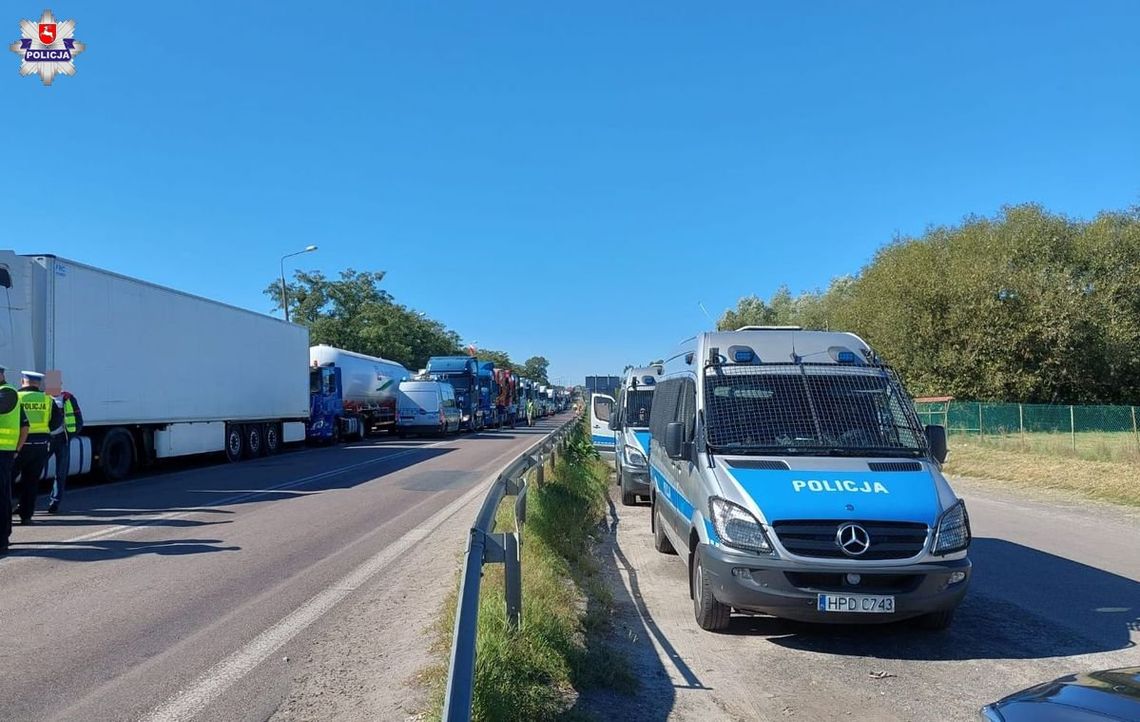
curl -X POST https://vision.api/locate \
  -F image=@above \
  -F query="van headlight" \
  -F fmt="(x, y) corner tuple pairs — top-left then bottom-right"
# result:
(932, 500), (971, 555)
(622, 445), (647, 468)
(709, 497), (772, 554)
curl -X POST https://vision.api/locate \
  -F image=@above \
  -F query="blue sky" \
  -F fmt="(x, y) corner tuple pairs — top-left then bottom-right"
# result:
(4, 1), (1138, 385)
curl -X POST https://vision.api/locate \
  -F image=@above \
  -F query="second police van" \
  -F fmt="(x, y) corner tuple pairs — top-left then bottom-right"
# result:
(611, 365), (662, 506)
(648, 327), (971, 631)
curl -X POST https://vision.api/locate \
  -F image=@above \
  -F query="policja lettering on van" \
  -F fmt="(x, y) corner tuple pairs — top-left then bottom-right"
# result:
(791, 479), (890, 494)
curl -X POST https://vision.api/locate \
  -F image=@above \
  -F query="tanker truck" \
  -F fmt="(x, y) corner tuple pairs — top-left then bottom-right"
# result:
(307, 345), (411, 441)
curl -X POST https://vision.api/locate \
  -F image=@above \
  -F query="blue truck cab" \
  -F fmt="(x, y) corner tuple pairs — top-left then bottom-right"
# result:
(307, 364), (363, 442)
(648, 327), (969, 631)
(426, 356), (486, 431)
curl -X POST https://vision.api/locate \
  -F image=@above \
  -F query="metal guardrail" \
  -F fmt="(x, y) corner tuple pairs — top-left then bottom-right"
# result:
(442, 412), (582, 722)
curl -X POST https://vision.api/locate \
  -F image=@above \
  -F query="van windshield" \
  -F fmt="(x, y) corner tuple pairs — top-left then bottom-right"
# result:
(703, 364), (926, 456)
(402, 390), (439, 409)
(624, 389), (653, 428)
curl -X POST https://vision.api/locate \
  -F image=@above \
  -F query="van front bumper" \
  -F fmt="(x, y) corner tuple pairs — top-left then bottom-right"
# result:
(698, 543), (970, 624)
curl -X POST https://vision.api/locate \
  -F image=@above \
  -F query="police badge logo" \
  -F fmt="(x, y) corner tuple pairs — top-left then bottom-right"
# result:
(10, 9), (85, 85)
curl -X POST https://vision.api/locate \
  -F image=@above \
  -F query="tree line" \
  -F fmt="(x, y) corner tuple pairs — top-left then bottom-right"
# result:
(718, 204), (1140, 404)
(265, 269), (550, 383)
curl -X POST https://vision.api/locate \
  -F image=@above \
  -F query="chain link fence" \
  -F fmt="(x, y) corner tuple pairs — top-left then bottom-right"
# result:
(914, 399), (1140, 464)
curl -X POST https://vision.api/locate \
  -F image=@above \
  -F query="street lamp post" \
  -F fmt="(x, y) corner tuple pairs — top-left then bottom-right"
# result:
(279, 245), (318, 322)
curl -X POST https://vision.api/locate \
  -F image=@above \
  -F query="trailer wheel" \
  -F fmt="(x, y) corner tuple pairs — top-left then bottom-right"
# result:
(225, 424), (245, 463)
(99, 428), (136, 481)
(244, 424), (263, 459)
(265, 424), (282, 455)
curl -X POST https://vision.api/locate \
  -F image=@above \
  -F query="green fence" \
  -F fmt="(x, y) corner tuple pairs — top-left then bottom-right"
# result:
(914, 400), (1140, 464)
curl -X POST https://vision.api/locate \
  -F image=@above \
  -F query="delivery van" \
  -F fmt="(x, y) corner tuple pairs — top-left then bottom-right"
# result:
(611, 365), (662, 505)
(647, 327), (970, 631)
(396, 380), (461, 436)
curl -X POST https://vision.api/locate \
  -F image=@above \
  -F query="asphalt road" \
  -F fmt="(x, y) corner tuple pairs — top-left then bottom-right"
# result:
(577, 474), (1140, 721)
(0, 416), (569, 722)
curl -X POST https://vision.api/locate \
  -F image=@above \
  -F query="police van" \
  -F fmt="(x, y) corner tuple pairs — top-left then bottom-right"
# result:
(647, 327), (971, 631)
(610, 365), (662, 505)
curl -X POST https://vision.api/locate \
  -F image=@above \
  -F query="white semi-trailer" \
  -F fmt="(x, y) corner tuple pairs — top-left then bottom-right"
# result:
(0, 252), (310, 479)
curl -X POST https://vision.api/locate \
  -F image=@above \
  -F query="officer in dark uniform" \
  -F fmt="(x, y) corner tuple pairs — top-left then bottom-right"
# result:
(0, 365), (30, 554)
(14, 371), (62, 526)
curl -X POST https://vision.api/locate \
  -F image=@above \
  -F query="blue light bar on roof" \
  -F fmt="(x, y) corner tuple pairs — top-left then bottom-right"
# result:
(641, 376), (656, 386)
(837, 350), (858, 364)
(733, 349), (755, 363)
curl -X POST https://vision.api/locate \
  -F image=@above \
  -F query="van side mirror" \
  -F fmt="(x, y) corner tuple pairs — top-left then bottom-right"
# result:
(925, 425), (948, 464)
(608, 418), (620, 431)
(665, 422), (687, 460)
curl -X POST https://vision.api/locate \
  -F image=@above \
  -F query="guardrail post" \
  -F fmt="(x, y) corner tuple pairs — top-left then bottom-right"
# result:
(504, 532), (522, 631)
(536, 458), (545, 486)
(550, 445), (556, 468)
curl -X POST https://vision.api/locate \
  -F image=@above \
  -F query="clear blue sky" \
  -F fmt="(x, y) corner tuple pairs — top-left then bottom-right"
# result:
(5, 1), (1139, 385)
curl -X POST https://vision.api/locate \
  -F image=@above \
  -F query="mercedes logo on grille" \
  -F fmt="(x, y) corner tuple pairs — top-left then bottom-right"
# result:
(836, 523), (871, 557)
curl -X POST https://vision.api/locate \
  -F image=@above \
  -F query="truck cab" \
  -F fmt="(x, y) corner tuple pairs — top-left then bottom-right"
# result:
(307, 364), (363, 442)
(426, 356), (484, 431)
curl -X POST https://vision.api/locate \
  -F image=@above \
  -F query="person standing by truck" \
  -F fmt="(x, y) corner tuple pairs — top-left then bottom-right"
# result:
(526, 398), (536, 427)
(47, 388), (83, 514)
(14, 371), (62, 525)
(0, 366), (30, 555)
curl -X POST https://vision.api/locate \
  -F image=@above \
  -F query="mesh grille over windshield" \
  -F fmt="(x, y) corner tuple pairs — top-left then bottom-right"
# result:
(624, 390), (654, 428)
(703, 363), (926, 453)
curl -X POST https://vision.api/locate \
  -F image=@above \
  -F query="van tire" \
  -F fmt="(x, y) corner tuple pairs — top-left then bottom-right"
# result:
(916, 609), (955, 631)
(652, 499), (675, 554)
(692, 547), (731, 631)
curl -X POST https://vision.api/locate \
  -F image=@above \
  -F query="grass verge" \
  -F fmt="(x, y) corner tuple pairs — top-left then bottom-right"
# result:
(944, 437), (1140, 507)
(421, 419), (635, 721)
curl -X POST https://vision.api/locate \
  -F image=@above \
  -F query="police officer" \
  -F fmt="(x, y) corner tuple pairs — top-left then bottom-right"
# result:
(14, 371), (62, 525)
(0, 366), (30, 555)
(48, 388), (82, 514)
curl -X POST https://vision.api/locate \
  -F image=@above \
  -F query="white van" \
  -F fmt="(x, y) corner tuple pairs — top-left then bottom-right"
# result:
(396, 380), (461, 436)
(611, 365), (662, 505)
(648, 327), (970, 631)
(589, 392), (617, 458)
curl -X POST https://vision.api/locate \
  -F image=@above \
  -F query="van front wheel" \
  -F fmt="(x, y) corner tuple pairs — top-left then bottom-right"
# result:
(652, 499), (675, 554)
(692, 547), (731, 631)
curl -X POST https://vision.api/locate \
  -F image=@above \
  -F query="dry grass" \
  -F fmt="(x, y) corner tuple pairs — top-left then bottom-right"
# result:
(959, 430), (1140, 465)
(944, 437), (1140, 507)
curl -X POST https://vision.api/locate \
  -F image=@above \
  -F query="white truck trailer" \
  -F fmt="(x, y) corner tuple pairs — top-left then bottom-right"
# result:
(0, 252), (310, 480)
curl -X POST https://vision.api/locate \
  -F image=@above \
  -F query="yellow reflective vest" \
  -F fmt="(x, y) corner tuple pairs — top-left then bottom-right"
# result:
(64, 397), (78, 433)
(0, 384), (21, 451)
(19, 389), (51, 435)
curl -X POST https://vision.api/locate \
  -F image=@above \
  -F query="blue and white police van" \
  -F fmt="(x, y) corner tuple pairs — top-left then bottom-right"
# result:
(611, 365), (663, 506)
(647, 327), (971, 631)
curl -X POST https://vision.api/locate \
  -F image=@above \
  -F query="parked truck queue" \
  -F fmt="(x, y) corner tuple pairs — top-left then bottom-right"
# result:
(0, 252), (570, 486)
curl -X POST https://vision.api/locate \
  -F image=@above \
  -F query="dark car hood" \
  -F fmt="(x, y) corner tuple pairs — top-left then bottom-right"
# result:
(985, 668), (1140, 722)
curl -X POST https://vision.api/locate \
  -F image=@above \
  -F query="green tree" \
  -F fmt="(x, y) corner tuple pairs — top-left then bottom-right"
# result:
(264, 268), (462, 371)
(522, 356), (550, 384)
(478, 349), (516, 373)
(716, 204), (1140, 404)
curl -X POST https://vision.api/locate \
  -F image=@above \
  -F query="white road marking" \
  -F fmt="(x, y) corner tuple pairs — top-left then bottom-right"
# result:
(139, 464), (495, 722)
(142, 428), (559, 722)
(15, 443), (450, 552)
